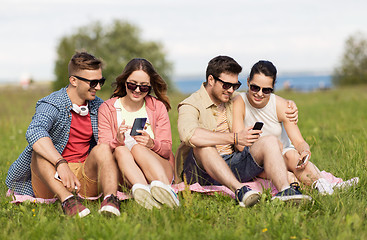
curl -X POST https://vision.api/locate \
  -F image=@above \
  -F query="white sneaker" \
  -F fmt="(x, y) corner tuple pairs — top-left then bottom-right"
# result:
(132, 183), (161, 210)
(332, 177), (359, 190)
(150, 180), (180, 208)
(312, 178), (334, 195)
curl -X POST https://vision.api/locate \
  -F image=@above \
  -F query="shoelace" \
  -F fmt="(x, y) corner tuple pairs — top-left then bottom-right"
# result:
(63, 196), (79, 211)
(235, 185), (251, 201)
(106, 194), (119, 206)
(290, 182), (301, 192)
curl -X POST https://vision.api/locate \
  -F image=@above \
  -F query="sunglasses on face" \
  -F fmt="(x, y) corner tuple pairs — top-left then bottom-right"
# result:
(212, 75), (242, 90)
(249, 84), (274, 94)
(72, 75), (105, 88)
(126, 82), (152, 93)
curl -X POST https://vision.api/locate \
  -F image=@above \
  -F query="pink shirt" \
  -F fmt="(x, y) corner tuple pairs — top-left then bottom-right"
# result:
(98, 96), (175, 169)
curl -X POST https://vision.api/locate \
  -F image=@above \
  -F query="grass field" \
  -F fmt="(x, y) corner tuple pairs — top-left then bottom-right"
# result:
(0, 83), (366, 240)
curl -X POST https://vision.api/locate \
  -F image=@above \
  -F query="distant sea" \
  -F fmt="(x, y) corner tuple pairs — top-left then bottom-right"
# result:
(174, 74), (332, 94)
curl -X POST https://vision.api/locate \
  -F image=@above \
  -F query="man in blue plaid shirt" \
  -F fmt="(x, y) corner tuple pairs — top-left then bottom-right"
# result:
(6, 52), (120, 217)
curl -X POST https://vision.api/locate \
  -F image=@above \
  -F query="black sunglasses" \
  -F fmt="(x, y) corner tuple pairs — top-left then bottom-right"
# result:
(249, 84), (274, 94)
(126, 82), (152, 93)
(212, 75), (242, 90)
(72, 75), (105, 88)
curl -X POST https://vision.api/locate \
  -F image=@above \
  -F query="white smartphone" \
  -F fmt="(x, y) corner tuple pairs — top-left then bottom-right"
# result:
(54, 172), (78, 190)
(297, 154), (310, 167)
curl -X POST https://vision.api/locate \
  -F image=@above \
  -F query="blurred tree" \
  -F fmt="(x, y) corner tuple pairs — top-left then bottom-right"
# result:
(333, 32), (367, 86)
(54, 20), (174, 93)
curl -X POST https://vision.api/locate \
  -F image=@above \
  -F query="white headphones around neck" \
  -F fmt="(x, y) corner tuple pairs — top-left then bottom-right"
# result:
(72, 103), (89, 116)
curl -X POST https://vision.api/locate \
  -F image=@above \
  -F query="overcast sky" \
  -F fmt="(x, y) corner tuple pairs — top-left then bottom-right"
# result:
(1, 0), (366, 82)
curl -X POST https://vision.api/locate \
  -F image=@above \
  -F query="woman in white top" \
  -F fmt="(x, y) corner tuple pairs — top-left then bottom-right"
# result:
(233, 60), (358, 195)
(98, 58), (179, 209)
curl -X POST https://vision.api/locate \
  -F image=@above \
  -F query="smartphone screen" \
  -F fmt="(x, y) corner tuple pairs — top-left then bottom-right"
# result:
(253, 122), (264, 130)
(130, 118), (147, 136)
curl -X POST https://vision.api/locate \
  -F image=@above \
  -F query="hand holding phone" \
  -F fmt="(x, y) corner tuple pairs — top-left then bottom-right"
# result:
(252, 122), (264, 135)
(130, 118), (147, 136)
(296, 154), (310, 169)
(54, 172), (78, 190)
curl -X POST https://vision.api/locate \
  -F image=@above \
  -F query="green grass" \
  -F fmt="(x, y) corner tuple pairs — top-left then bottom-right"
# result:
(1, 83), (366, 239)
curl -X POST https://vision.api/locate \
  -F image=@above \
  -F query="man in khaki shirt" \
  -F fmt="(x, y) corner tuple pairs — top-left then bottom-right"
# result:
(176, 56), (311, 207)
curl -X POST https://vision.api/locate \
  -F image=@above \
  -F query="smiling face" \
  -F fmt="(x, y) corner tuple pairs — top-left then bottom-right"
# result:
(69, 68), (103, 105)
(207, 72), (239, 105)
(125, 70), (151, 104)
(246, 73), (274, 108)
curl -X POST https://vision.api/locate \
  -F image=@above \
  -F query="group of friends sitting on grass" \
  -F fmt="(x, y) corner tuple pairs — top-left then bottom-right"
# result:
(5, 52), (359, 217)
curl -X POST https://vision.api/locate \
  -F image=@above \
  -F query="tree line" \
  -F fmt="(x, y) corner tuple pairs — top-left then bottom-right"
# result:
(53, 20), (367, 92)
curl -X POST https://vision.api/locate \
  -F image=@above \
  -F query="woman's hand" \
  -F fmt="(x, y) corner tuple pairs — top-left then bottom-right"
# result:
(117, 119), (129, 144)
(134, 130), (154, 149)
(295, 150), (311, 169)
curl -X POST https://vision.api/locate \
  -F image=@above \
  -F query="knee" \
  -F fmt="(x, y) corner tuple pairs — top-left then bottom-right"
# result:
(114, 146), (132, 160)
(193, 146), (217, 157)
(92, 143), (114, 162)
(260, 135), (281, 148)
(94, 143), (111, 153)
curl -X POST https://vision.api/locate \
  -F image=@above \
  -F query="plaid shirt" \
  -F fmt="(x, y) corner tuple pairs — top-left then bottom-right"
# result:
(5, 87), (103, 196)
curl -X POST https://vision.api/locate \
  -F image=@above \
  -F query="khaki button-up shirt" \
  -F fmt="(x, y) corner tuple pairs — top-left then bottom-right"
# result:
(175, 83), (236, 182)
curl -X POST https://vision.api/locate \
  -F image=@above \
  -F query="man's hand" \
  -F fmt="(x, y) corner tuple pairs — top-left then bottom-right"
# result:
(286, 100), (298, 124)
(134, 130), (154, 149)
(56, 163), (80, 193)
(237, 126), (262, 147)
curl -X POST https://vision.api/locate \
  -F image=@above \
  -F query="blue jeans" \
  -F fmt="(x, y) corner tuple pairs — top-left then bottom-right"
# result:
(182, 147), (264, 185)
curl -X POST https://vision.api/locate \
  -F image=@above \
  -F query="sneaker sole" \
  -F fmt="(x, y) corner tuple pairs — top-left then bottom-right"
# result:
(150, 186), (179, 208)
(238, 190), (261, 208)
(271, 195), (312, 203)
(133, 188), (161, 210)
(99, 206), (121, 216)
(78, 208), (91, 218)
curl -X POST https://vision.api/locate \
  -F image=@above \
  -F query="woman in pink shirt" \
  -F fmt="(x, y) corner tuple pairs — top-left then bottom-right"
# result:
(98, 58), (179, 209)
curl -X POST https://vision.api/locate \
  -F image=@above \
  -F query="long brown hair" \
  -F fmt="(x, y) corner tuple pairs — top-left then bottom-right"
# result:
(111, 58), (171, 111)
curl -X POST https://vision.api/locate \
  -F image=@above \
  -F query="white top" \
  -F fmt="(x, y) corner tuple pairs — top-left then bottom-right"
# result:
(240, 92), (294, 154)
(114, 99), (154, 150)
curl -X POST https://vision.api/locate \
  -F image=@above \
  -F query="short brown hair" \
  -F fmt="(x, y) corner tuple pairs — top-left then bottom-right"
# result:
(205, 56), (242, 85)
(68, 52), (102, 76)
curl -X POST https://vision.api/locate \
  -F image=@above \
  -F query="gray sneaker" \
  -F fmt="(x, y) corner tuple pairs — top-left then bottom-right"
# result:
(271, 182), (312, 203)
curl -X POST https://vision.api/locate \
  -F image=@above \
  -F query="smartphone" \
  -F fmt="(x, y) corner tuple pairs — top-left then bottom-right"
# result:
(130, 117), (147, 136)
(253, 122), (264, 130)
(54, 172), (78, 190)
(297, 154), (310, 167)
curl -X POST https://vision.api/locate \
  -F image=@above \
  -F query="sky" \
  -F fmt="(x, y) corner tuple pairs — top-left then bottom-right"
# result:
(1, 0), (367, 82)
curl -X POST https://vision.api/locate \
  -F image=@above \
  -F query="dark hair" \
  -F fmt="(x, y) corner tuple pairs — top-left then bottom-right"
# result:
(111, 58), (171, 111)
(205, 56), (242, 85)
(249, 60), (277, 86)
(68, 52), (102, 76)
